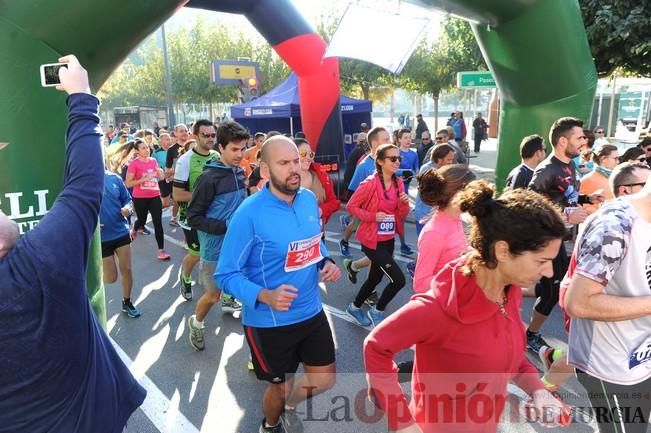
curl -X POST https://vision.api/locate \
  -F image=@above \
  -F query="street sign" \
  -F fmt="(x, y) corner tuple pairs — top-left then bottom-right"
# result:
(457, 71), (496, 89)
(211, 60), (259, 85)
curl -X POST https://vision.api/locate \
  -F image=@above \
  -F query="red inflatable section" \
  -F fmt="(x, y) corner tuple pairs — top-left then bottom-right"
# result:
(274, 34), (340, 152)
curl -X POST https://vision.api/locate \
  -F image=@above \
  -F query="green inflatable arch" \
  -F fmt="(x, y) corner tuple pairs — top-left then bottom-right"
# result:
(0, 0), (596, 321)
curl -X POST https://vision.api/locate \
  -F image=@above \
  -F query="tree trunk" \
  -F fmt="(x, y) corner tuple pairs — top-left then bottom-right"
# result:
(361, 84), (370, 101)
(433, 93), (440, 132)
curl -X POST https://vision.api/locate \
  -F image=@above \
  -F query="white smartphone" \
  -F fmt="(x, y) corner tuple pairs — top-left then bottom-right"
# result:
(40, 63), (67, 87)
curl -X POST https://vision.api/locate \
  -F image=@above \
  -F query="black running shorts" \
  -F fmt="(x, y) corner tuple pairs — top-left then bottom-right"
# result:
(244, 310), (335, 383)
(101, 234), (131, 258)
(182, 227), (200, 256)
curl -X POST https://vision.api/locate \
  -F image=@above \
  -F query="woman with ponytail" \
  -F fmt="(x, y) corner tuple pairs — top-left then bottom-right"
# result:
(579, 143), (618, 214)
(345, 143), (410, 328)
(364, 181), (569, 433)
(413, 165), (476, 293)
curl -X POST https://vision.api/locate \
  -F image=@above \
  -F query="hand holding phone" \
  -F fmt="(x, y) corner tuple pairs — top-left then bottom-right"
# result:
(40, 55), (90, 95)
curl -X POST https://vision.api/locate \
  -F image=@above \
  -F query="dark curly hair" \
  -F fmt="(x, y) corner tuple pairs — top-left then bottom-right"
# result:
(454, 180), (566, 271)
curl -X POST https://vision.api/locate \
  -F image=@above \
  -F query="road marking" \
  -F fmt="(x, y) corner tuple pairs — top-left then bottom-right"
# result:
(110, 337), (201, 433)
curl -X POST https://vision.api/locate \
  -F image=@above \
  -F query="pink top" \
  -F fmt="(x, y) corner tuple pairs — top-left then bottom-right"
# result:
(413, 210), (467, 293)
(127, 158), (160, 198)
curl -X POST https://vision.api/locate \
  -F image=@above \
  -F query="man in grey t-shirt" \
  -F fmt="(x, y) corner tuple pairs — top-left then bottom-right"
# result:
(565, 176), (651, 433)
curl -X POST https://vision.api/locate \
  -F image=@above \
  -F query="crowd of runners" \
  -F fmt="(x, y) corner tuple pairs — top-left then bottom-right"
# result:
(2, 56), (651, 433)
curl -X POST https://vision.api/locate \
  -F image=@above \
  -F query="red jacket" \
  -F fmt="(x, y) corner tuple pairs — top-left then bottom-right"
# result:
(311, 162), (340, 224)
(346, 173), (410, 249)
(364, 256), (545, 433)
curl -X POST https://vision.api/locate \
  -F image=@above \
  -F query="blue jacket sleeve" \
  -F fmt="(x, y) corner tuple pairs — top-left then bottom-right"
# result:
(21, 93), (103, 280)
(215, 209), (264, 309)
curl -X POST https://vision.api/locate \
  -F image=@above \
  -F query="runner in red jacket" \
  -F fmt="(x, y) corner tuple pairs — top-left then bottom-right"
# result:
(364, 181), (570, 433)
(345, 144), (410, 327)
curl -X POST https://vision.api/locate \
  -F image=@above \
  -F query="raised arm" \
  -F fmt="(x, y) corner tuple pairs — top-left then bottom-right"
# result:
(22, 55), (103, 279)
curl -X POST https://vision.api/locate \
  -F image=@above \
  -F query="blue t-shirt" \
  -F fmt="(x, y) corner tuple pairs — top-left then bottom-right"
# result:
(348, 154), (376, 192)
(399, 148), (419, 189)
(100, 171), (132, 242)
(0, 94), (146, 433)
(216, 185), (329, 328)
(153, 148), (168, 170)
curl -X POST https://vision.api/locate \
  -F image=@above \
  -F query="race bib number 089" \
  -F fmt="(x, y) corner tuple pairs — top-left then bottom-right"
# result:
(377, 214), (396, 236)
(285, 233), (324, 272)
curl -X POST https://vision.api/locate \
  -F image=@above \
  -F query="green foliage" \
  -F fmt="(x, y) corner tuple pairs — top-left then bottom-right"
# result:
(579, 0), (651, 78)
(401, 17), (486, 99)
(98, 19), (289, 109)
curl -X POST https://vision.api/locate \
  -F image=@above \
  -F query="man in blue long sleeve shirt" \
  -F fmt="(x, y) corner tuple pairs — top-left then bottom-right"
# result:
(216, 136), (341, 433)
(0, 55), (145, 433)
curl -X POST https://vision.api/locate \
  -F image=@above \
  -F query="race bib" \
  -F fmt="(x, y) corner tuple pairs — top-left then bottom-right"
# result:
(377, 214), (396, 236)
(141, 170), (158, 190)
(285, 233), (323, 272)
(629, 336), (651, 371)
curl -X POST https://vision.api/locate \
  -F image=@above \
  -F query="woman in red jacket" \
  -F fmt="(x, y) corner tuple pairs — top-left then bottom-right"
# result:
(296, 138), (341, 230)
(346, 143), (410, 327)
(364, 181), (570, 433)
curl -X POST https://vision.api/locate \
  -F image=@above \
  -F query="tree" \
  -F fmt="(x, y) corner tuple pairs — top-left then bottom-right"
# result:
(579, 0), (651, 78)
(400, 17), (486, 131)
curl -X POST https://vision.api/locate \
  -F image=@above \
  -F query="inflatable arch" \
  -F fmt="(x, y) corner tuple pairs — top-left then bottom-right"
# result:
(0, 0), (596, 319)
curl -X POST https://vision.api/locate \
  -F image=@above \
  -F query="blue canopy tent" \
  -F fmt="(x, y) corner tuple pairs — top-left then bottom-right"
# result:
(231, 73), (372, 157)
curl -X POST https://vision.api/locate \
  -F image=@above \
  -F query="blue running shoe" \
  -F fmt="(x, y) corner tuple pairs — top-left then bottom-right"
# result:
(400, 244), (414, 256)
(367, 307), (384, 327)
(406, 261), (416, 280)
(339, 239), (351, 257)
(121, 299), (141, 318)
(346, 303), (371, 327)
(339, 214), (351, 230)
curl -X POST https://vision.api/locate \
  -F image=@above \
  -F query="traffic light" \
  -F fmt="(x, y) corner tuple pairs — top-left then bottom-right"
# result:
(246, 77), (259, 100)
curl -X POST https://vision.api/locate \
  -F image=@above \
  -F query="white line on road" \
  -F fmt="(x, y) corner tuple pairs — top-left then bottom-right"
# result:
(110, 337), (201, 433)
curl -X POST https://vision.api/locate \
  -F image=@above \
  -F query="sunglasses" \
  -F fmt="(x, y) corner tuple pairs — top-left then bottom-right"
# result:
(383, 156), (402, 163)
(422, 138), (431, 142)
(200, 133), (216, 138)
(637, 157), (647, 162)
(299, 150), (315, 158)
(619, 182), (646, 188)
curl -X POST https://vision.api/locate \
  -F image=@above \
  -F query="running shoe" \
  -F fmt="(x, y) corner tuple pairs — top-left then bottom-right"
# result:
(538, 345), (555, 372)
(247, 354), (255, 371)
(169, 218), (180, 227)
(339, 239), (351, 257)
(367, 307), (384, 327)
(188, 315), (205, 351)
(400, 244), (414, 256)
(526, 331), (549, 353)
(281, 408), (304, 433)
(343, 258), (358, 284)
(179, 275), (193, 301)
(346, 303), (371, 327)
(259, 419), (285, 433)
(339, 214), (351, 230)
(121, 300), (141, 318)
(406, 261), (416, 280)
(137, 226), (151, 235)
(221, 295), (242, 314)
(364, 291), (379, 307)
(157, 250), (171, 260)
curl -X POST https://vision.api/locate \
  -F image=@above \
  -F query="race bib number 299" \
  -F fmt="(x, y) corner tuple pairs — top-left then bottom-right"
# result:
(285, 233), (324, 272)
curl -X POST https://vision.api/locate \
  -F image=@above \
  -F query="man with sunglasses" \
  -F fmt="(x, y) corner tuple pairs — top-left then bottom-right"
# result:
(416, 130), (433, 166)
(173, 119), (220, 302)
(611, 162), (651, 198)
(592, 126), (608, 146)
(640, 136), (651, 166)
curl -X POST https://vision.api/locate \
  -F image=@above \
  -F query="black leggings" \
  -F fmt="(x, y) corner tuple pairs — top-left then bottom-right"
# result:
(133, 196), (164, 249)
(533, 242), (568, 316)
(576, 370), (651, 433)
(354, 239), (405, 311)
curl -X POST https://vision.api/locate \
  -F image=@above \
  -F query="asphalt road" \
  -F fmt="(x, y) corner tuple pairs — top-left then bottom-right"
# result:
(107, 197), (601, 433)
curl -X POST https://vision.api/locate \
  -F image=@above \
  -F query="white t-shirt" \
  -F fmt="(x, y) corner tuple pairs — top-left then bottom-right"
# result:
(568, 197), (651, 385)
